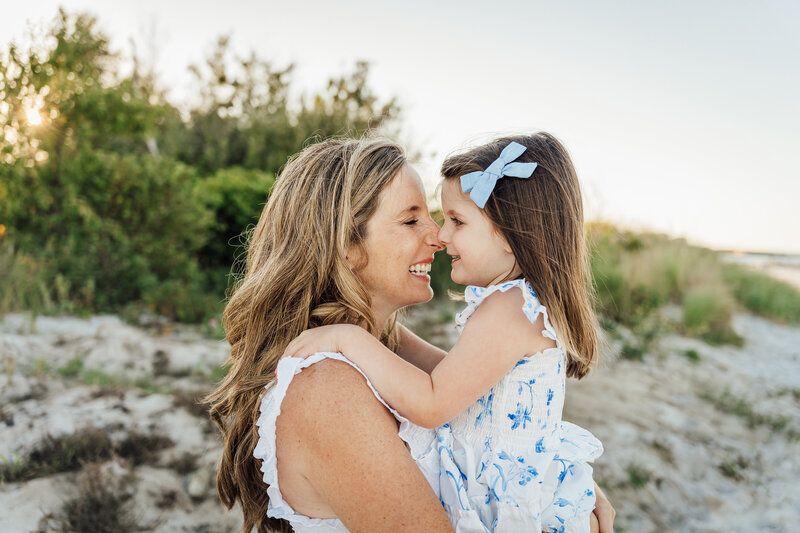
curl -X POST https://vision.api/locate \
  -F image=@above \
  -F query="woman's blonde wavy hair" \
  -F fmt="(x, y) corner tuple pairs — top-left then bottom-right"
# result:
(204, 138), (407, 533)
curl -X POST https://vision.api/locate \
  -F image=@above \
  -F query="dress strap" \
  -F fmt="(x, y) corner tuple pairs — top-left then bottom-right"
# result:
(455, 278), (560, 345)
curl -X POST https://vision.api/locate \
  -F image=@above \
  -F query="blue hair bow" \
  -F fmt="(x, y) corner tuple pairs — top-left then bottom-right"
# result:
(460, 141), (537, 208)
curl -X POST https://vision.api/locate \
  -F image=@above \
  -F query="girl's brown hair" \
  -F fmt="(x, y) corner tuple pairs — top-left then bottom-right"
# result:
(204, 138), (406, 532)
(441, 132), (599, 378)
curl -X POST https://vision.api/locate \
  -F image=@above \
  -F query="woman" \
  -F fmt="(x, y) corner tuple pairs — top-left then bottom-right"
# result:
(205, 138), (615, 532)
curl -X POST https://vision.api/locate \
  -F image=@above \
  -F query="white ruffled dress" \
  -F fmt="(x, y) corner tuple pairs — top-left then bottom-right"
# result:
(253, 278), (602, 533)
(434, 278), (602, 532)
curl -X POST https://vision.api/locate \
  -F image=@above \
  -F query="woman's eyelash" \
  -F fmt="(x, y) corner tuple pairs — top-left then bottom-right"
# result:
(404, 219), (418, 226)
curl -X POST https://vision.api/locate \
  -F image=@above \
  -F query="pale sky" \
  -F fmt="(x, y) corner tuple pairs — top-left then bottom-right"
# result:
(3, 0), (798, 253)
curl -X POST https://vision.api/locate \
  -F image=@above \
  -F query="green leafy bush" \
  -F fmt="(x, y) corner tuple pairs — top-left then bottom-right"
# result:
(194, 166), (275, 276)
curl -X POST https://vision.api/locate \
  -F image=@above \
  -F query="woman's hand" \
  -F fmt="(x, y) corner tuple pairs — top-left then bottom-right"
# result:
(281, 324), (365, 360)
(592, 481), (615, 533)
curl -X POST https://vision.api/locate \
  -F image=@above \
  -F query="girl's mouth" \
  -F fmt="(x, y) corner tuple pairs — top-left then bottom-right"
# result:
(451, 256), (461, 263)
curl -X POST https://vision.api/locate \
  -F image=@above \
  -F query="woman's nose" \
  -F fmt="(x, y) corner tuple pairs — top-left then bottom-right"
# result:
(424, 217), (444, 251)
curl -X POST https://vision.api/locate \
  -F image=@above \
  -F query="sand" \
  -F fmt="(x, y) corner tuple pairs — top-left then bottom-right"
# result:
(2, 308), (799, 532)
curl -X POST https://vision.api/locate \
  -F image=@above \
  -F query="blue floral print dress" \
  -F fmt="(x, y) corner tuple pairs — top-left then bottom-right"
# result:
(434, 278), (603, 533)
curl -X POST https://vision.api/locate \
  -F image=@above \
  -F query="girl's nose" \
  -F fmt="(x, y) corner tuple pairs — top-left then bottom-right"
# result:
(437, 223), (450, 246)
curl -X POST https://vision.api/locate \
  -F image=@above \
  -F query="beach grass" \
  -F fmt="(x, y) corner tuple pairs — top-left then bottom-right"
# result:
(722, 264), (800, 323)
(588, 224), (744, 345)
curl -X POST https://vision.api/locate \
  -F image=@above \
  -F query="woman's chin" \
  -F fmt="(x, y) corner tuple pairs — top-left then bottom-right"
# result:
(405, 274), (434, 305)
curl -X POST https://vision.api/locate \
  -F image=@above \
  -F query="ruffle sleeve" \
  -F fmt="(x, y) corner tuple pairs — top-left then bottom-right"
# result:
(455, 279), (559, 344)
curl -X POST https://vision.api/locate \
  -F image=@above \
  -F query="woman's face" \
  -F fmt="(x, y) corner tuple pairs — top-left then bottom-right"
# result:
(350, 164), (442, 324)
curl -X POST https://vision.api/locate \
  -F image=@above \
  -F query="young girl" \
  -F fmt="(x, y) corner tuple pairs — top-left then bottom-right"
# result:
(282, 133), (603, 533)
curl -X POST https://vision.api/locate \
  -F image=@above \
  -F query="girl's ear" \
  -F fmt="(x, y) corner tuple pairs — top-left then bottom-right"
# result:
(494, 228), (514, 255)
(500, 235), (513, 255)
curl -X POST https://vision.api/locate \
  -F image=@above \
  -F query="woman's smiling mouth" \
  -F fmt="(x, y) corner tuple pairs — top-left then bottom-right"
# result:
(409, 262), (432, 279)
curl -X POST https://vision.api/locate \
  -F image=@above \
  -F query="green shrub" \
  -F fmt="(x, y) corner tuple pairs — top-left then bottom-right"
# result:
(0, 241), (54, 315)
(194, 166), (275, 278)
(682, 285), (742, 345)
(587, 225), (753, 347)
(4, 153), (213, 320)
(723, 264), (800, 323)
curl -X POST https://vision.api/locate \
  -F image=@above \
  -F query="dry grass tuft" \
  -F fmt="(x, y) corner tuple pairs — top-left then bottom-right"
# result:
(2, 428), (113, 482)
(1, 426), (175, 483)
(115, 431), (175, 466)
(42, 464), (150, 533)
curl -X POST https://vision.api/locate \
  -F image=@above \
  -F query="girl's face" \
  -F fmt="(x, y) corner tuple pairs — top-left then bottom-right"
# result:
(438, 179), (519, 287)
(350, 164), (442, 325)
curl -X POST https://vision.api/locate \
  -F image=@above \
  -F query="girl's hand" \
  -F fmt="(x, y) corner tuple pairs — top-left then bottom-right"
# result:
(281, 324), (363, 360)
(592, 481), (615, 533)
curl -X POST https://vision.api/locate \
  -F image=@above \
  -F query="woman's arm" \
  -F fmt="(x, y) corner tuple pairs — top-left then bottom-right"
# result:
(278, 358), (453, 532)
(284, 288), (554, 428)
(592, 482), (616, 533)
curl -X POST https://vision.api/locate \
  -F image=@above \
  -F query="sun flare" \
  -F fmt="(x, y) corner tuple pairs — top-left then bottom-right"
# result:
(26, 107), (42, 125)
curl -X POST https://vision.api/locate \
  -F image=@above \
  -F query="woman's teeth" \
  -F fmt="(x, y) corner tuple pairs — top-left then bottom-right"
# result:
(409, 263), (431, 275)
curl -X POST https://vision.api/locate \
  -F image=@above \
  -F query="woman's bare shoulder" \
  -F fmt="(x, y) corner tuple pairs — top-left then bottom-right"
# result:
(279, 357), (395, 440)
(274, 358), (454, 531)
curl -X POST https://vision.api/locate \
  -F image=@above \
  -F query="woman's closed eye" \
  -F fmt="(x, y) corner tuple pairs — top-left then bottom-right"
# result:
(404, 219), (419, 226)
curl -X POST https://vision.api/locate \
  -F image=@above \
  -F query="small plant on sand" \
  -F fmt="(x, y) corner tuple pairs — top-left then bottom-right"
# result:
(0, 428), (114, 482)
(33, 357), (51, 377)
(46, 464), (144, 533)
(168, 452), (200, 475)
(57, 356), (84, 378)
(700, 387), (795, 435)
(4, 356), (15, 385)
(0, 427), (175, 483)
(115, 431), (175, 466)
(0, 452), (25, 483)
(718, 454), (750, 481)
(682, 349), (700, 363)
(81, 368), (115, 387)
(620, 342), (646, 362)
(625, 462), (651, 489)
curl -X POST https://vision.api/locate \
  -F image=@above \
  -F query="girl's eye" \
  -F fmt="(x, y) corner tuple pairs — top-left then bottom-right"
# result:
(450, 217), (463, 226)
(404, 219), (418, 226)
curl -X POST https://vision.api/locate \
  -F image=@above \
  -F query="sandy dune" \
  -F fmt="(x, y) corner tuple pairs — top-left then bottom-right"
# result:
(2, 308), (799, 532)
